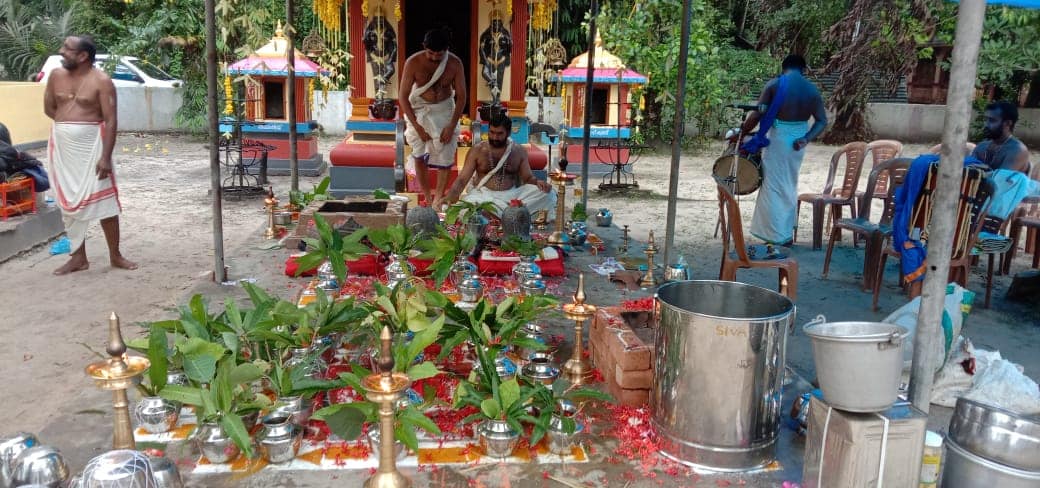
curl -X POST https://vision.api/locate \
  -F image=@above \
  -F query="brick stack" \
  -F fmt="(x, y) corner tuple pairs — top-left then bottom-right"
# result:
(589, 306), (656, 406)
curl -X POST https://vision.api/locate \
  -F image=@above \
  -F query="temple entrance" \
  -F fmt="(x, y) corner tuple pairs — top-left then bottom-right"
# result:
(403, 0), (472, 114)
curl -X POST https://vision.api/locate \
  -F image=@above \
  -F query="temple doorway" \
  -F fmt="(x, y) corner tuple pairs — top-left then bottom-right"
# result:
(403, 0), (473, 114)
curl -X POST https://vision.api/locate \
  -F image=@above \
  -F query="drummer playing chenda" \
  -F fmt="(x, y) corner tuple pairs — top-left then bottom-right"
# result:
(735, 54), (827, 247)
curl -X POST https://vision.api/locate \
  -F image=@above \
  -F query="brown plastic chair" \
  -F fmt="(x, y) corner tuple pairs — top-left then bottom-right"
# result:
(1005, 196), (1040, 273)
(928, 142), (977, 155)
(796, 142), (868, 250)
(822, 158), (913, 291)
(856, 140), (904, 215)
(974, 213), (1011, 308)
(872, 165), (990, 311)
(717, 183), (799, 300)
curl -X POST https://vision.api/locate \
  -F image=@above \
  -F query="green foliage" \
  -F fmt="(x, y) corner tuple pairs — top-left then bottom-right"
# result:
(312, 368), (442, 452)
(296, 214), (371, 285)
(600, 0), (777, 142)
(289, 177), (331, 209)
(136, 323), (170, 397)
(570, 202), (587, 223)
(972, 6), (1040, 99)
(161, 356), (271, 458)
(417, 227), (477, 287)
(499, 235), (544, 258)
(266, 358), (341, 400)
(0, 0), (74, 81)
(367, 224), (422, 258)
(444, 200), (499, 227)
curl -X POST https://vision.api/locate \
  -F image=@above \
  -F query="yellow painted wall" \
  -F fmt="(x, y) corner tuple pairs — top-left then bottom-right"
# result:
(0, 82), (49, 146)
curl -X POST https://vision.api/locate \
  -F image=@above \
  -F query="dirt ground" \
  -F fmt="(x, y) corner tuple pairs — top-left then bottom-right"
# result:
(1, 133), (1038, 486)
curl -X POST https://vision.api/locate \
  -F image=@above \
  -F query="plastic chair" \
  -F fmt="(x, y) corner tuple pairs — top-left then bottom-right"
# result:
(717, 183), (799, 300)
(796, 142), (868, 250)
(1005, 196), (1040, 274)
(872, 165), (990, 311)
(855, 140), (904, 215)
(822, 158), (913, 290)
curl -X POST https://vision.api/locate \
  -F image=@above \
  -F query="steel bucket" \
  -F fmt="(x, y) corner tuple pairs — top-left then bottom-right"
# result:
(803, 321), (908, 412)
(652, 280), (795, 471)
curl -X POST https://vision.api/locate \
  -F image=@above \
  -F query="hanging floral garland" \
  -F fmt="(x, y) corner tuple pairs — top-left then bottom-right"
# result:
(223, 70), (234, 115)
(531, 0), (551, 31)
(314, 0), (343, 31)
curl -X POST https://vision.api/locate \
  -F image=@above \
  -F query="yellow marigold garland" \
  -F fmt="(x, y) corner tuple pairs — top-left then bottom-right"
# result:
(223, 73), (234, 115)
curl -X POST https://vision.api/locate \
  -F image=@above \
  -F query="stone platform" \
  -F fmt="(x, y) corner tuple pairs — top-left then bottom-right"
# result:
(0, 203), (63, 263)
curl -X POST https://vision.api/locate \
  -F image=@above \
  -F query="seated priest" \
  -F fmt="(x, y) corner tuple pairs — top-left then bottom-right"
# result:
(444, 113), (556, 218)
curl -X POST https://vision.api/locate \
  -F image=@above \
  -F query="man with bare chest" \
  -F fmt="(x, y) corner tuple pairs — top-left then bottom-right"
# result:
(43, 35), (136, 275)
(445, 115), (555, 217)
(399, 28), (467, 209)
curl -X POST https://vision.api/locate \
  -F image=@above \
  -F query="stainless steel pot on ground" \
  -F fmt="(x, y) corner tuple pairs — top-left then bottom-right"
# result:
(653, 280), (795, 472)
(941, 438), (1040, 487)
(947, 397), (1040, 471)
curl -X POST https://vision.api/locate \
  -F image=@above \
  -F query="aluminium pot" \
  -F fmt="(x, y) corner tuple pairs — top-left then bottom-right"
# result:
(941, 438), (1040, 487)
(948, 397), (1040, 471)
(803, 320), (908, 413)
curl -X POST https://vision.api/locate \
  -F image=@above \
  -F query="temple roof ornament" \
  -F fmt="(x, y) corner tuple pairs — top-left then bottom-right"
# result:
(567, 33), (626, 70)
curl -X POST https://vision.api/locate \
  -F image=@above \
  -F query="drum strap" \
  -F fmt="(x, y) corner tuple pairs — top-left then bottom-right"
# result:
(741, 73), (789, 155)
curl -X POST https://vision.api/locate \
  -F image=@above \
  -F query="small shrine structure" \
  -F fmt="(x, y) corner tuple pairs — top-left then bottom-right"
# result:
(551, 35), (647, 167)
(224, 23), (327, 176)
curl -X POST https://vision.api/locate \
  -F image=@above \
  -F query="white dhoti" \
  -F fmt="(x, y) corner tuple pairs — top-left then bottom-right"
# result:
(404, 97), (459, 170)
(47, 122), (121, 251)
(750, 120), (809, 244)
(463, 184), (557, 218)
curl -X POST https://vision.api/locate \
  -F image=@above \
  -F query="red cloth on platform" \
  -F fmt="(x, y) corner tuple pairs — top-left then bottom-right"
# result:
(477, 251), (565, 276)
(284, 253), (384, 277)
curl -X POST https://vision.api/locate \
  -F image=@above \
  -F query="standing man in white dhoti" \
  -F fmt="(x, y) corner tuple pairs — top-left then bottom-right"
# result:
(399, 28), (467, 209)
(444, 114), (555, 217)
(44, 35), (137, 275)
(738, 54), (828, 246)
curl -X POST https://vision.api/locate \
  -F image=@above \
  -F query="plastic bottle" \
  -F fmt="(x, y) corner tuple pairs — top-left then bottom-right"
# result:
(920, 430), (943, 487)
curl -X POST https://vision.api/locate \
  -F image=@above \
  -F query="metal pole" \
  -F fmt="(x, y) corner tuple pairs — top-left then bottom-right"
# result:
(205, 0), (226, 283)
(579, 0), (599, 210)
(908, 0), (986, 413)
(662, 0), (694, 268)
(287, 0), (299, 192)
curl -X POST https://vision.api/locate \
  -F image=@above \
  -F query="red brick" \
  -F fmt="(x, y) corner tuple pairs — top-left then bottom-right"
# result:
(605, 329), (652, 371)
(605, 378), (650, 406)
(614, 366), (653, 390)
(590, 306), (623, 355)
(594, 347), (615, 386)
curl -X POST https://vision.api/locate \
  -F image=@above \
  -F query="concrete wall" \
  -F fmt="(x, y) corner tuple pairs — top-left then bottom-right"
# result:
(115, 86), (184, 132)
(866, 102), (1040, 147)
(0, 82), (49, 147)
(313, 89), (351, 135)
(524, 95), (564, 128)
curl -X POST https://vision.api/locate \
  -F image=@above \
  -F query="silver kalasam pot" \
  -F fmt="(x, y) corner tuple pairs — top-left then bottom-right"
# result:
(134, 396), (180, 434)
(652, 280), (795, 472)
(258, 414), (302, 464)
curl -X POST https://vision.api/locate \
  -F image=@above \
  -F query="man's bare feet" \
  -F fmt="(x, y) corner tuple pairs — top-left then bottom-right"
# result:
(111, 255), (139, 271)
(53, 257), (89, 275)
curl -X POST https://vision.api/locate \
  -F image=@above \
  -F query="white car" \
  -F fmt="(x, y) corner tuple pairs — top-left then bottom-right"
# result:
(36, 54), (182, 88)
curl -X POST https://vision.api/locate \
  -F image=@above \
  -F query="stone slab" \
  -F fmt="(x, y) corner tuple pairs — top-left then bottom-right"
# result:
(283, 196), (407, 250)
(0, 204), (63, 263)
